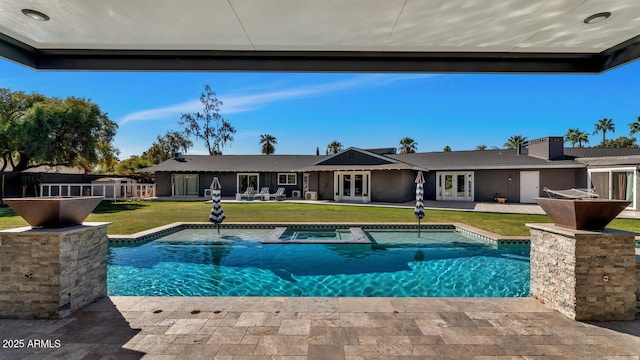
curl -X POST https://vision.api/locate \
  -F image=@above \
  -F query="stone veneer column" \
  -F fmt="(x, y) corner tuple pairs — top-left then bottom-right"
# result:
(0, 222), (110, 319)
(527, 223), (636, 321)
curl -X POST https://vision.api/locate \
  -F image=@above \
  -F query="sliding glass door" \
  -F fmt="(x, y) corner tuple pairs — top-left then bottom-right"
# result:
(172, 174), (199, 196)
(589, 168), (635, 209)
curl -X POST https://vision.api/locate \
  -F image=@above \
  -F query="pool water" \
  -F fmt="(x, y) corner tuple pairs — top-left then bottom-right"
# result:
(108, 228), (530, 297)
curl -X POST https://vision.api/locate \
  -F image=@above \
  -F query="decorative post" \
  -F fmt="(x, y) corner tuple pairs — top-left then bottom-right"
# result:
(529, 196), (637, 321)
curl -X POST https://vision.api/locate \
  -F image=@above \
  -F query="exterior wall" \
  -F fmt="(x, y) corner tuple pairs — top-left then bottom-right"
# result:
(371, 170), (415, 203)
(311, 171), (334, 200)
(157, 165), (588, 205)
(424, 171), (437, 200)
(155, 172), (172, 196)
(469, 168), (584, 203)
(528, 224), (636, 321)
(474, 169), (520, 202)
(0, 223), (109, 319)
(195, 172), (304, 198)
(539, 169), (583, 194)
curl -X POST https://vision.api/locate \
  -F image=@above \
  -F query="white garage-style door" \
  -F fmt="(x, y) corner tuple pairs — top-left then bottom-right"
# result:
(520, 171), (540, 203)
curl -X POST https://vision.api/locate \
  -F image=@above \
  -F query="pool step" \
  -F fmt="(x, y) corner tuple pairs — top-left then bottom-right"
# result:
(349, 227), (371, 243)
(263, 227), (288, 243)
(262, 227), (372, 244)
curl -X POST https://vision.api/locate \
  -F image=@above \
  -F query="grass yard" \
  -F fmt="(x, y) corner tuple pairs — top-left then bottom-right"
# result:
(0, 200), (639, 236)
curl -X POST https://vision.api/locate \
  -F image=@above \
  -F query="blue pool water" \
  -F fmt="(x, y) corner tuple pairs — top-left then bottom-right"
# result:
(108, 228), (530, 297)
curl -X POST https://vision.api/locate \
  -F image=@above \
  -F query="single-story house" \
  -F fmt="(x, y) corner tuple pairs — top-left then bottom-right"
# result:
(139, 136), (640, 210)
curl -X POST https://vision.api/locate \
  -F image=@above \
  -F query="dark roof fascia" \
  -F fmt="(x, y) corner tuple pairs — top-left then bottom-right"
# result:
(599, 33), (640, 72)
(0, 33), (38, 68)
(0, 31), (619, 73)
(296, 164), (426, 172)
(425, 164), (585, 171)
(575, 155), (640, 167)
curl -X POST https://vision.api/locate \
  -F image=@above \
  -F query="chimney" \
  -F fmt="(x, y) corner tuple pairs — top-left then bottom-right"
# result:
(527, 137), (564, 160)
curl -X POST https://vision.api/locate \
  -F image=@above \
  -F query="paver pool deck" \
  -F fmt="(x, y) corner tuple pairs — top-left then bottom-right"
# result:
(1, 296), (638, 359)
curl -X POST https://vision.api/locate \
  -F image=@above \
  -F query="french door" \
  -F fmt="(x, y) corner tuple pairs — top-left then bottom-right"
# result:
(334, 171), (371, 202)
(436, 172), (473, 201)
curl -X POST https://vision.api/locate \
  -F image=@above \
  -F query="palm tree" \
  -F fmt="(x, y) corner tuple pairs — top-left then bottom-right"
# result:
(629, 116), (640, 137)
(565, 128), (578, 148)
(475, 144), (487, 150)
(326, 141), (343, 155)
(575, 130), (589, 147)
(398, 137), (418, 154)
(259, 134), (277, 155)
(592, 118), (614, 145)
(503, 135), (527, 149)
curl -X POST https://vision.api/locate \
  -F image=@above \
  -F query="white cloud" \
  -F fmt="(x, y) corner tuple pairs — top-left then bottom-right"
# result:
(118, 99), (201, 125)
(117, 74), (438, 125)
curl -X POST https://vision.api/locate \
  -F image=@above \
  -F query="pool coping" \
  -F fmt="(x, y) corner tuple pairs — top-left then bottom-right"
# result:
(107, 222), (531, 246)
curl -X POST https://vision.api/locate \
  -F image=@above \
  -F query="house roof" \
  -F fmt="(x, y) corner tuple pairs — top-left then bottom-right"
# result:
(1, 1), (640, 73)
(390, 149), (585, 171)
(302, 147), (422, 171)
(139, 154), (327, 173)
(140, 147), (640, 174)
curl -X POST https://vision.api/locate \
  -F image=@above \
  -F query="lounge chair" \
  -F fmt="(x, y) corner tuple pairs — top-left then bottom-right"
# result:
(257, 187), (270, 201)
(270, 187), (286, 201)
(239, 186), (255, 201)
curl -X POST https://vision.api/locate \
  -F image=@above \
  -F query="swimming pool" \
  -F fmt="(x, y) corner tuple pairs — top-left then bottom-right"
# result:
(108, 228), (530, 297)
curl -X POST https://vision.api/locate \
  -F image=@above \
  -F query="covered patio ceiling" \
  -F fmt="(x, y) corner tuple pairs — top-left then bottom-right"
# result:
(1, 0), (640, 73)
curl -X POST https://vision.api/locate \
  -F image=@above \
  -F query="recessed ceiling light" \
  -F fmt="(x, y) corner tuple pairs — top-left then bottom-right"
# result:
(583, 12), (611, 24)
(21, 9), (50, 21)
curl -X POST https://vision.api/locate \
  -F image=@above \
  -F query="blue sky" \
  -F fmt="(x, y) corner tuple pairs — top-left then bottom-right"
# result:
(1, 58), (639, 159)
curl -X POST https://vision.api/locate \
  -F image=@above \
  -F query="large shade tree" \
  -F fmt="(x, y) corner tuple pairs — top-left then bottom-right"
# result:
(0, 89), (119, 172)
(593, 118), (615, 145)
(179, 85), (236, 155)
(143, 130), (193, 164)
(326, 141), (343, 155)
(398, 137), (418, 154)
(503, 135), (527, 149)
(259, 134), (277, 155)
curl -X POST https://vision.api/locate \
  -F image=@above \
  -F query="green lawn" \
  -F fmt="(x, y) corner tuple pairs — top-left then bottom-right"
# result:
(0, 200), (639, 236)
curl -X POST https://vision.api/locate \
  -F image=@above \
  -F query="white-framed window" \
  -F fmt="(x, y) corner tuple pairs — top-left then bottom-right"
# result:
(278, 173), (297, 185)
(172, 174), (199, 196)
(588, 167), (636, 210)
(436, 171), (474, 201)
(237, 173), (259, 193)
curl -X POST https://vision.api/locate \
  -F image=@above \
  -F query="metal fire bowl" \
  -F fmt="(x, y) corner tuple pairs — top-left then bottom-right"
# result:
(4, 196), (103, 228)
(534, 197), (630, 231)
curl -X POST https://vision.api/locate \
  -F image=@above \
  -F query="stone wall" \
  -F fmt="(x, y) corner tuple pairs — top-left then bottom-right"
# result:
(529, 224), (637, 321)
(0, 223), (109, 319)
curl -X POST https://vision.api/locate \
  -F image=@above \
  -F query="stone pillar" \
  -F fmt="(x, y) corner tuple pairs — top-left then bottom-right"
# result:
(527, 223), (637, 321)
(0, 222), (110, 319)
